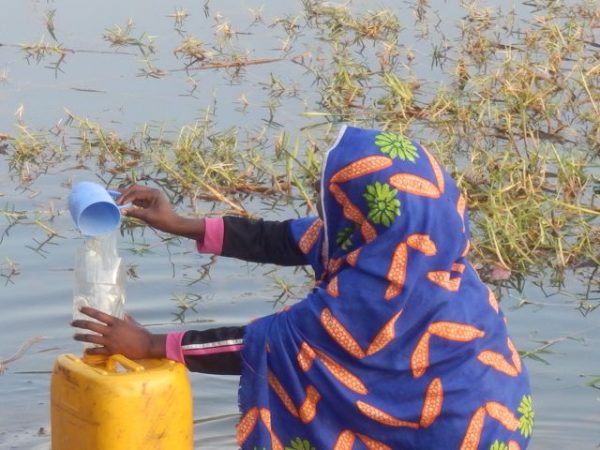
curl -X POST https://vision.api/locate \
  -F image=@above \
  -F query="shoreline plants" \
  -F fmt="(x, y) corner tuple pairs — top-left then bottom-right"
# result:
(0, 0), (598, 310)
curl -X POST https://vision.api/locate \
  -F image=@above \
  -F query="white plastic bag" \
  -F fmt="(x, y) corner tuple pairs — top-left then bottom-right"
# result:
(73, 232), (125, 346)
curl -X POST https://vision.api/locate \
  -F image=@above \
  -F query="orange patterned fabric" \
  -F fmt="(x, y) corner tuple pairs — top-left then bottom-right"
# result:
(259, 408), (284, 450)
(460, 407), (486, 450)
(298, 218), (323, 254)
(239, 127), (531, 450)
(329, 183), (368, 225)
(356, 433), (393, 450)
(508, 440), (522, 450)
(420, 378), (443, 428)
(320, 308), (366, 359)
(327, 257), (344, 275)
(299, 385), (321, 423)
(428, 322), (485, 341)
(268, 371), (299, 418)
(460, 401), (523, 449)
(422, 146), (445, 194)
(237, 407), (259, 446)
(411, 322), (484, 378)
(488, 287), (500, 313)
(315, 349), (369, 395)
(333, 430), (356, 450)
(366, 311), (403, 356)
(385, 243), (408, 300)
(389, 173), (441, 199)
(477, 351), (520, 377)
(457, 194), (466, 232)
(346, 247), (361, 266)
(411, 332), (431, 378)
(507, 338), (522, 373)
(331, 155), (393, 183)
(477, 337), (523, 377)
(485, 402), (519, 431)
(427, 270), (462, 291)
(326, 275), (340, 297)
(356, 401), (420, 428)
(406, 234), (437, 256)
(297, 342), (317, 372)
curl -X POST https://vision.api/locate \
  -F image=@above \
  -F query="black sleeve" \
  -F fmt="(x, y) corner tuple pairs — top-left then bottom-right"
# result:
(220, 216), (308, 266)
(180, 326), (245, 375)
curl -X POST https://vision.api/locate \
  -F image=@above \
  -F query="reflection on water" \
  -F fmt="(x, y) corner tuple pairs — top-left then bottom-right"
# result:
(1, 1), (599, 449)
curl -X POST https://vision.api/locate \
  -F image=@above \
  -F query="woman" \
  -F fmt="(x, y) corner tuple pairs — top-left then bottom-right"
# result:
(73, 126), (533, 449)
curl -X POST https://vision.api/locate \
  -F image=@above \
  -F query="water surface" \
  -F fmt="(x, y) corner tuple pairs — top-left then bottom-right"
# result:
(1, 1), (599, 449)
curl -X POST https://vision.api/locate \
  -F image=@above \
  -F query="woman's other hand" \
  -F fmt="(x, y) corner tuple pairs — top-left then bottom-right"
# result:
(71, 306), (166, 359)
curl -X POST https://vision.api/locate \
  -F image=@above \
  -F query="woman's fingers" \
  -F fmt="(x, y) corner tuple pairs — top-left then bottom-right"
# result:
(78, 306), (116, 326)
(71, 319), (110, 334)
(117, 185), (156, 208)
(121, 205), (149, 221)
(73, 333), (105, 346)
(85, 347), (110, 356)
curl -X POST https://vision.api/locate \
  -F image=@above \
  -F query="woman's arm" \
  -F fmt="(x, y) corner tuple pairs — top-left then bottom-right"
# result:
(115, 184), (310, 266)
(219, 216), (307, 266)
(72, 307), (244, 375)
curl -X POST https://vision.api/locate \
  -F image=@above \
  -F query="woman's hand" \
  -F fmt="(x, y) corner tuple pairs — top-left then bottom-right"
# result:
(116, 185), (205, 241)
(71, 307), (166, 359)
(116, 185), (180, 233)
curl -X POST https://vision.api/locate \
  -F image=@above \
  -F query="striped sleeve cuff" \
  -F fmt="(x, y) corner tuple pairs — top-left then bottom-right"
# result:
(196, 217), (224, 255)
(165, 332), (186, 363)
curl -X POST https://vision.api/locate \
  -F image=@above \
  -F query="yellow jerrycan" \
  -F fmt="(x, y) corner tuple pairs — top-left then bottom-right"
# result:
(51, 353), (193, 450)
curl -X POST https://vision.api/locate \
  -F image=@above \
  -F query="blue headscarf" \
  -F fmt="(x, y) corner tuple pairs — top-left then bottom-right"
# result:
(238, 126), (533, 449)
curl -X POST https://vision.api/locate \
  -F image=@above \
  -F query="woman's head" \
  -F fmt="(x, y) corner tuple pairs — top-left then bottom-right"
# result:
(318, 126), (469, 269)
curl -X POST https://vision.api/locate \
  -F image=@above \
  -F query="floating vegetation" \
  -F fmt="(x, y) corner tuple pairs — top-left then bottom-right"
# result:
(168, 7), (189, 35)
(174, 36), (211, 67)
(103, 19), (156, 56)
(0, 258), (20, 286)
(0, 336), (45, 374)
(19, 37), (70, 74)
(0, 0), (598, 312)
(170, 293), (203, 323)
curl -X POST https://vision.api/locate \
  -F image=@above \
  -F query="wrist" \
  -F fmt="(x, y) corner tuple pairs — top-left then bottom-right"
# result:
(149, 334), (167, 359)
(172, 216), (205, 242)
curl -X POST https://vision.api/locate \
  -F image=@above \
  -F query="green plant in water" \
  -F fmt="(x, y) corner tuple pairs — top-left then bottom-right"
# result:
(374, 132), (419, 162)
(0, 258), (20, 286)
(171, 293), (202, 323)
(174, 36), (210, 67)
(364, 182), (401, 227)
(103, 19), (155, 56)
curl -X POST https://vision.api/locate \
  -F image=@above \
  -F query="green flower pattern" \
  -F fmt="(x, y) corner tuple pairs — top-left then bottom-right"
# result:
(374, 132), (419, 162)
(364, 181), (401, 227)
(336, 226), (355, 250)
(490, 441), (508, 450)
(518, 394), (534, 438)
(285, 437), (316, 450)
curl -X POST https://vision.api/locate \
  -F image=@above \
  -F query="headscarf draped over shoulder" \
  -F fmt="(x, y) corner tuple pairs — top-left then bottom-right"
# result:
(238, 126), (532, 450)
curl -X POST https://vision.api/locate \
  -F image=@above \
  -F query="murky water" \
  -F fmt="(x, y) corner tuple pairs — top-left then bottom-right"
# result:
(1, 1), (599, 449)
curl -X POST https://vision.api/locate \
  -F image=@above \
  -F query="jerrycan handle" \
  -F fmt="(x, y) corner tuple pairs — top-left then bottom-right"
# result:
(106, 354), (145, 373)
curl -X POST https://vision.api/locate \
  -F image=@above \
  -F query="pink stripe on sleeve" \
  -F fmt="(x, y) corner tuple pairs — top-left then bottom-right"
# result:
(196, 217), (224, 255)
(183, 344), (244, 357)
(165, 332), (186, 363)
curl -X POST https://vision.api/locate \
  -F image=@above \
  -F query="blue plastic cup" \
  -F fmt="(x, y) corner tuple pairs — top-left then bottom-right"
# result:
(68, 182), (122, 236)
